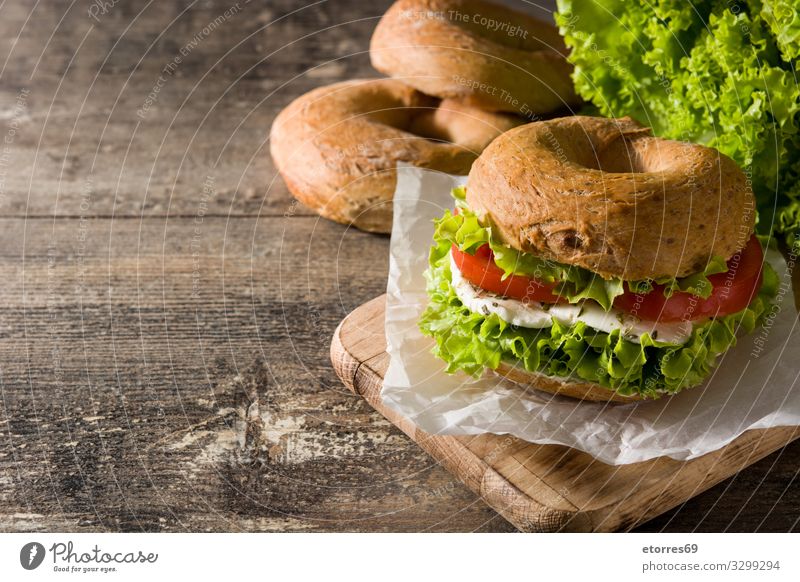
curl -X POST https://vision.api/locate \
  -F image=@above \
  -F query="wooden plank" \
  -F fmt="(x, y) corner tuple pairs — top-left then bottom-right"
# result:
(0, 0), (394, 219)
(331, 295), (800, 532)
(0, 217), (514, 532)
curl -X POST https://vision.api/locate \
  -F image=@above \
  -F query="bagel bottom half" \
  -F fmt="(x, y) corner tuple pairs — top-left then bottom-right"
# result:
(494, 363), (645, 403)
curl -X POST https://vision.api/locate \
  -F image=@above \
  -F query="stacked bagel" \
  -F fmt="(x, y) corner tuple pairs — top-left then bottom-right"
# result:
(270, 0), (579, 233)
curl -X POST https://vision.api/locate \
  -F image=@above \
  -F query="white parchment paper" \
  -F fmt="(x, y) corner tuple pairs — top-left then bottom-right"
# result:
(381, 165), (800, 465)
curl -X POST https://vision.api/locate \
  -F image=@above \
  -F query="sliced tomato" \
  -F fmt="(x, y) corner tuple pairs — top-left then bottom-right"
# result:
(451, 244), (564, 304)
(613, 234), (764, 322)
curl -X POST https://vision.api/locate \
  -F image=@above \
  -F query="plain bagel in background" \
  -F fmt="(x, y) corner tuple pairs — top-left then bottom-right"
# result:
(270, 78), (523, 233)
(371, 0), (579, 115)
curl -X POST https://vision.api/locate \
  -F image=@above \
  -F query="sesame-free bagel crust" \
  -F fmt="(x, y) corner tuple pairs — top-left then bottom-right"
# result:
(466, 116), (756, 281)
(495, 362), (646, 403)
(370, 0), (578, 116)
(270, 79), (523, 233)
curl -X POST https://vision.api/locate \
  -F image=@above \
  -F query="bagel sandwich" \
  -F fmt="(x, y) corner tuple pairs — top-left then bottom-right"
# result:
(418, 117), (779, 402)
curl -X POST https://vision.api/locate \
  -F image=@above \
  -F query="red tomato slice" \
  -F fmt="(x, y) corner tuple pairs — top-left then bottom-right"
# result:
(613, 234), (764, 322)
(451, 244), (565, 304)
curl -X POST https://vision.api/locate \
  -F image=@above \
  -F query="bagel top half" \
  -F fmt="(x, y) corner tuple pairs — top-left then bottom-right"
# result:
(466, 116), (756, 281)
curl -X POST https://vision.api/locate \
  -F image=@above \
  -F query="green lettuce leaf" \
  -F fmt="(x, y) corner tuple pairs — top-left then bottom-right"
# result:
(419, 248), (779, 398)
(758, 0), (800, 60)
(435, 188), (729, 309)
(555, 0), (800, 246)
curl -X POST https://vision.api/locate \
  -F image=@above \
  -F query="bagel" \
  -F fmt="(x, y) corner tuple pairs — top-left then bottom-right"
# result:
(270, 79), (524, 233)
(495, 363), (645, 403)
(466, 116), (756, 281)
(370, 0), (578, 116)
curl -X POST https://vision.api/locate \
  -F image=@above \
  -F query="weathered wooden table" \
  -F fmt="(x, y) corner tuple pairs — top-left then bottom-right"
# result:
(0, 0), (796, 532)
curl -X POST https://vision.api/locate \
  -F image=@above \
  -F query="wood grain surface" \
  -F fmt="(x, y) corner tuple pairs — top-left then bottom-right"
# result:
(0, 0), (797, 532)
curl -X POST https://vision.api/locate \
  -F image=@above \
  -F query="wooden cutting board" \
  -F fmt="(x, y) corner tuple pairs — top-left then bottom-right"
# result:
(331, 295), (800, 532)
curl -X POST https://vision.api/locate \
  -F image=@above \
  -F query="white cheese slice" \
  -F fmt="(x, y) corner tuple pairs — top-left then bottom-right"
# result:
(449, 253), (692, 345)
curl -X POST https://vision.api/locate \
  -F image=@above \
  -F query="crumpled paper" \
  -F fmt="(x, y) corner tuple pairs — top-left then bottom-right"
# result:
(381, 165), (800, 465)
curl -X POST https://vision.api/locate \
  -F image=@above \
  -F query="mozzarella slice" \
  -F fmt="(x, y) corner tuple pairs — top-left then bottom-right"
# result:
(449, 253), (692, 345)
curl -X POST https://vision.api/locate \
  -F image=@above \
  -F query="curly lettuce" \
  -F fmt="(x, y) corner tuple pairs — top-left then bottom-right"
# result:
(555, 0), (800, 245)
(419, 244), (779, 398)
(759, 0), (800, 60)
(437, 188), (729, 311)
